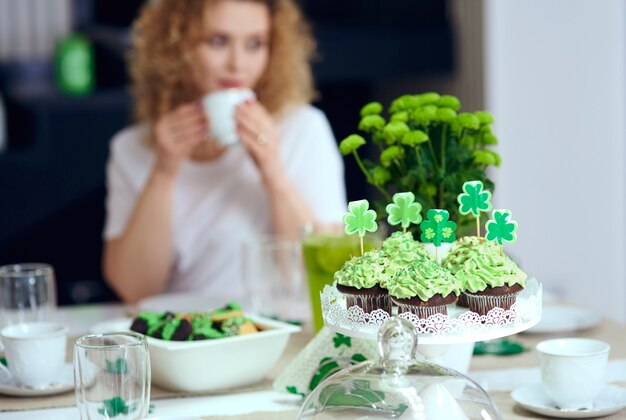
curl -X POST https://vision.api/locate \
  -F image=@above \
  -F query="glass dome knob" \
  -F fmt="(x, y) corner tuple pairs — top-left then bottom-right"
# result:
(377, 317), (417, 379)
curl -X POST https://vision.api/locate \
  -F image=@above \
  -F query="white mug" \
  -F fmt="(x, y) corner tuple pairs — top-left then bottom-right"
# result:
(537, 338), (610, 410)
(0, 322), (68, 388)
(202, 88), (256, 146)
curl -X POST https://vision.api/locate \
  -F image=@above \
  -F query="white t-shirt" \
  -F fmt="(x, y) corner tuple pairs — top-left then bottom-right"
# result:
(104, 105), (347, 300)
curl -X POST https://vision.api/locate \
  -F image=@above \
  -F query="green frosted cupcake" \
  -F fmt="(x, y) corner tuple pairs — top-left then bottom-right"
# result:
(442, 236), (500, 307)
(442, 236), (499, 273)
(455, 252), (527, 315)
(386, 259), (461, 318)
(382, 231), (434, 264)
(334, 249), (393, 313)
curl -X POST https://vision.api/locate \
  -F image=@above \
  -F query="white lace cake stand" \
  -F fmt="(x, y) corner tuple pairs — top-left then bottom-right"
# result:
(322, 277), (542, 357)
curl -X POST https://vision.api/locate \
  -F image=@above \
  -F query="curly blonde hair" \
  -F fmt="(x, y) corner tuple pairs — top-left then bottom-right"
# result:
(129, 0), (316, 122)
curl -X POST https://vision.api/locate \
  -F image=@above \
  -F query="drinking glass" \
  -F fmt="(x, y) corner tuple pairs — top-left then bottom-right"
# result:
(301, 224), (383, 332)
(0, 263), (56, 328)
(74, 332), (151, 420)
(242, 236), (308, 324)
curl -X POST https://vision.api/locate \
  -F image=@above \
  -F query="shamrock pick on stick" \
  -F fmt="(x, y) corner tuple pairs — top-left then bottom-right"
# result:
(386, 192), (423, 233)
(419, 209), (457, 262)
(485, 209), (518, 254)
(343, 199), (378, 255)
(457, 180), (492, 238)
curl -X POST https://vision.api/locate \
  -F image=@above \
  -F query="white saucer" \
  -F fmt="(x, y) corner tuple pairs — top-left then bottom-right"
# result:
(511, 384), (626, 418)
(0, 363), (74, 397)
(524, 305), (601, 334)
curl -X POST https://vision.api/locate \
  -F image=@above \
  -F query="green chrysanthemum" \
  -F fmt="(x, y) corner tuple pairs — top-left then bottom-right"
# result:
(360, 101), (383, 116)
(457, 112), (480, 130)
(358, 114), (386, 132)
(380, 146), (405, 167)
(383, 121), (410, 144)
(339, 134), (366, 156)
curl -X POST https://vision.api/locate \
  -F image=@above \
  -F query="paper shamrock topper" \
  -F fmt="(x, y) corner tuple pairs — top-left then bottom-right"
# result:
(419, 209), (457, 247)
(485, 209), (518, 246)
(343, 199), (378, 255)
(385, 192), (423, 232)
(457, 180), (492, 237)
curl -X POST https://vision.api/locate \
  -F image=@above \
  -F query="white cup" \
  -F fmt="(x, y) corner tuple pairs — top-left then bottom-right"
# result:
(0, 322), (68, 388)
(537, 338), (610, 410)
(202, 88), (256, 146)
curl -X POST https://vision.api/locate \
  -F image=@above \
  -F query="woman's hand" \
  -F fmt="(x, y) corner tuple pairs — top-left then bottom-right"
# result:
(235, 99), (285, 186)
(153, 102), (209, 178)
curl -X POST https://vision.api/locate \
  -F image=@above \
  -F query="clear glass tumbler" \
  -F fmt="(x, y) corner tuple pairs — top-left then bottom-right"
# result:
(242, 236), (308, 324)
(0, 263), (56, 328)
(74, 332), (151, 420)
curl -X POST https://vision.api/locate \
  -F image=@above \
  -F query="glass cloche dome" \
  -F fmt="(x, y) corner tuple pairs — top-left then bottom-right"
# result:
(298, 317), (502, 419)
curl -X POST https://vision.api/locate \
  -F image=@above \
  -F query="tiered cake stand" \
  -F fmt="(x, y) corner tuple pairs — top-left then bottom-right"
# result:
(322, 277), (542, 359)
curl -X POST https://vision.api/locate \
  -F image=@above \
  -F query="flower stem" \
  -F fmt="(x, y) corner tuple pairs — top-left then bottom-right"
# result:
(374, 184), (392, 202)
(425, 128), (440, 171)
(353, 151), (391, 201)
(415, 148), (427, 183)
(441, 124), (448, 173)
(353, 151), (372, 183)
(438, 182), (444, 208)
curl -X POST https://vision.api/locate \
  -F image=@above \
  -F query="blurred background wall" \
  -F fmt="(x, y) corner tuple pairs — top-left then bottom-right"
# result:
(484, 0), (626, 321)
(2, 0), (623, 321)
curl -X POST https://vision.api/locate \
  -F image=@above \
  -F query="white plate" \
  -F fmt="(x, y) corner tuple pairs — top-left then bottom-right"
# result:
(512, 384), (626, 418)
(524, 305), (601, 334)
(137, 293), (227, 313)
(0, 363), (74, 397)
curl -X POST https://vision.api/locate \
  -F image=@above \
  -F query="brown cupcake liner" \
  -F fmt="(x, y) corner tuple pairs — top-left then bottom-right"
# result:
(464, 291), (520, 316)
(391, 297), (448, 318)
(343, 292), (391, 314)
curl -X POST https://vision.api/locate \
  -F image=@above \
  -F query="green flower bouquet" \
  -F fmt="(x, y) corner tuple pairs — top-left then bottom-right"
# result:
(340, 92), (501, 232)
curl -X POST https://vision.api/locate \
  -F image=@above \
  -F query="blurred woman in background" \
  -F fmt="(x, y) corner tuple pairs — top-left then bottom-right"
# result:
(103, 0), (346, 303)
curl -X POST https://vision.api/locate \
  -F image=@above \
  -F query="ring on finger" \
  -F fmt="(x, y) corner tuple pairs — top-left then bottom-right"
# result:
(256, 133), (268, 145)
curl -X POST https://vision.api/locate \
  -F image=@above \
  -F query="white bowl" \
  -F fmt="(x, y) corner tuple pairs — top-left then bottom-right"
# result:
(91, 315), (300, 392)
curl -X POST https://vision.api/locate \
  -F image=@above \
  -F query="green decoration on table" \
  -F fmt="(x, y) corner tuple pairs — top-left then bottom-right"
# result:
(457, 180), (492, 237)
(105, 358), (128, 374)
(343, 199), (378, 255)
(419, 209), (457, 262)
(473, 339), (526, 356)
(485, 209), (518, 253)
(339, 93), (500, 236)
(333, 333), (352, 349)
(309, 357), (342, 391)
(98, 397), (131, 417)
(304, 353), (367, 396)
(318, 379), (388, 410)
(0, 357), (7, 367)
(286, 386), (306, 398)
(386, 192), (423, 233)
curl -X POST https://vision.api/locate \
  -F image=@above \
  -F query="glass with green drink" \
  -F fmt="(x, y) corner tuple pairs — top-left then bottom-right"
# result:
(301, 224), (382, 332)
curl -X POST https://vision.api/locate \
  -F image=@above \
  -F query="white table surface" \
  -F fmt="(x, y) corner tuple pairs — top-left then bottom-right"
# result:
(3, 302), (626, 419)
